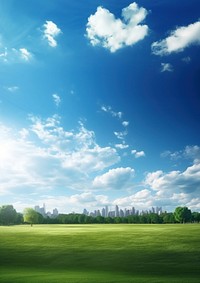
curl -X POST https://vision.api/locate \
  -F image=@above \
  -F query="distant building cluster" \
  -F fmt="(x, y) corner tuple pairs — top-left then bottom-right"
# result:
(34, 204), (58, 218)
(83, 205), (163, 218)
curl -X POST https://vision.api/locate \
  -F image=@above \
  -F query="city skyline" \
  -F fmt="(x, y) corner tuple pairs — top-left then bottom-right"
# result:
(0, 1), (200, 213)
(83, 205), (163, 218)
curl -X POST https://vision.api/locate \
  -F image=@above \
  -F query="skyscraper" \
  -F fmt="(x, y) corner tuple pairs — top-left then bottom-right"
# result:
(115, 205), (119, 217)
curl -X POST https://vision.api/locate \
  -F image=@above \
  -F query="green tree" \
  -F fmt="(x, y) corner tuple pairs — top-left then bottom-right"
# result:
(192, 212), (200, 223)
(15, 213), (24, 224)
(0, 205), (17, 225)
(23, 208), (40, 226)
(162, 212), (175, 223)
(174, 206), (192, 223)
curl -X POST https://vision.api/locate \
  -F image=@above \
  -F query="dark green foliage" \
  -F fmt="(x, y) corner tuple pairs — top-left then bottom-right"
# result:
(0, 205), (18, 225)
(162, 212), (175, 223)
(0, 204), (199, 226)
(192, 212), (200, 223)
(174, 206), (192, 223)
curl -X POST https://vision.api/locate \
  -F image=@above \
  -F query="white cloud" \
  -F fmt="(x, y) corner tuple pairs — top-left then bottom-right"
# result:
(184, 145), (200, 161)
(113, 189), (153, 208)
(122, 121), (129, 127)
(115, 143), (129, 149)
(152, 21), (200, 56)
(0, 116), (120, 197)
(86, 2), (149, 52)
(62, 145), (119, 173)
(144, 162), (200, 193)
(161, 145), (200, 162)
(101, 105), (129, 144)
(0, 47), (32, 63)
(161, 63), (173, 72)
(43, 21), (62, 47)
(114, 130), (127, 140)
(0, 48), (8, 62)
(131, 149), (145, 158)
(5, 86), (19, 92)
(143, 161), (200, 211)
(101, 105), (122, 119)
(19, 48), (32, 61)
(182, 56), (191, 63)
(52, 93), (61, 107)
(93, 167), (135, 190)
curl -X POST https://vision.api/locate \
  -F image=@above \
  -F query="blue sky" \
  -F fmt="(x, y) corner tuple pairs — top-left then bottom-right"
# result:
(0, 0), (200, 213)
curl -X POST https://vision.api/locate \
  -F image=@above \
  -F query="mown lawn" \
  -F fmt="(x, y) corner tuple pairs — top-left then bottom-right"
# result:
(0, 224), (199, 282)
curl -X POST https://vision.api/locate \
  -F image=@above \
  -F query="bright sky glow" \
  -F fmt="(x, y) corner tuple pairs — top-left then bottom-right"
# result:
(0, 1), (200, 213)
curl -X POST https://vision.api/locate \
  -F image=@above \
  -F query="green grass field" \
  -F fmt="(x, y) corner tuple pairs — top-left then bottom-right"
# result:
(0, 224), (199, 283)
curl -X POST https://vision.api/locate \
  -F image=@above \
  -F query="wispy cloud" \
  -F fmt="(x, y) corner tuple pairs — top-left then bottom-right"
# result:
(0, 48), (8, 62)
(101, 105), (130, 146)
(52, 93), (61, 107)
(114, 130), (128, 140)
(182, 56), (191, 63)
(115, 143), (129, 150)
(5, 86), (19, 92)
(161, 63), (173, 72)
(101, 105), (122, 119)
(0, 116), (120, 196)
(19, 48), (32, 61)
(43, 21), (62, 47)
(0, 47), (32, 63)
(86, 2), (149, 52)
(152, 20), (200, 56)
(161, 145), (200, 162)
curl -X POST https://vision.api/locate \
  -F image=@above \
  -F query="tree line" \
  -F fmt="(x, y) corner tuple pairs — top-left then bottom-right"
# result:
(0, 205), (200, 226)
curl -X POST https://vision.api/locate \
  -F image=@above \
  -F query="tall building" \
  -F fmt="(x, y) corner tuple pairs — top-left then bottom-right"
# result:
(52, 208), (58, 217)
(119, 209), (124, 217)
(115, 205), (119, 217)
(101, 208), (106, 217)
(83, 208), (88, 215)
(34, 204), (46, 217)
(131, 207), (135, 215)
(105, 205), (108, 217)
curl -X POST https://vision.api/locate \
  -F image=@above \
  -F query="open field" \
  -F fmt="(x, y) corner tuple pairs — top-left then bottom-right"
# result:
(0, 224), (199, 283)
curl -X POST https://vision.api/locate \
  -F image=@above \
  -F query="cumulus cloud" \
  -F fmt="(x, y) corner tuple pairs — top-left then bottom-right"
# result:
(43, 20), (62, 47)
(113, 189), (153, 208)
(144, 162), (200, 194)
(93, 167), (135, 190)
(52, 93), (61, 107)
(86, 2), (149, 52)
(161, 63), (173, 72)
(131, 149), (145, 158)
(143, 160), (200, 211)
(152, 21), (200, 56)
(0, 116), (120, 197)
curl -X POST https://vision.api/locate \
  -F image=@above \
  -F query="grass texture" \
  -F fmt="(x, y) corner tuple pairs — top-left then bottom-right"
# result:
(0, 224), (199, 282)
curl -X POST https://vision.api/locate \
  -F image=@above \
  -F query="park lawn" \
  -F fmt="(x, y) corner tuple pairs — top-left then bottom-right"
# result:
(0, 224), (199, 283)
